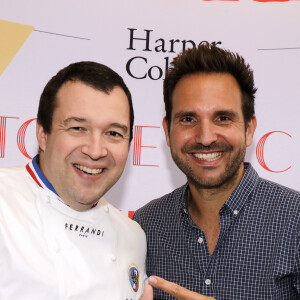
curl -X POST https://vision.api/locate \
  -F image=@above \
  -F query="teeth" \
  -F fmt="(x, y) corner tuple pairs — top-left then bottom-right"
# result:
(74, 164), (103, 175)
(193, 152), (222, 161)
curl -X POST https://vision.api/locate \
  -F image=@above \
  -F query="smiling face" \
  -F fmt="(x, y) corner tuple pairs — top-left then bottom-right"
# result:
(163, 73), (256, 191)
(37, 80), (130, 211)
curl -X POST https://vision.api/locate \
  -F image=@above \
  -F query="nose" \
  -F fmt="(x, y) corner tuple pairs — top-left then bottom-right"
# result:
(194, 120), (218, 146)
(81, 134), (108, 160)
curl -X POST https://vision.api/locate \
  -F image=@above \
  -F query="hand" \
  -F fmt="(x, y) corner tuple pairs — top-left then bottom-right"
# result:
(140, 276), (216, 300)
(139, 283), (153, 300)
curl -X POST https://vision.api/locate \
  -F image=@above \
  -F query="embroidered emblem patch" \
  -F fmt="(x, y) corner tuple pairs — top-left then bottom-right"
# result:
(128, 265), (139, 292)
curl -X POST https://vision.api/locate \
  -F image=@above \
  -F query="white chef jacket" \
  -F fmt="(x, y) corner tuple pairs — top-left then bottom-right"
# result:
(0, 158), (147, 300)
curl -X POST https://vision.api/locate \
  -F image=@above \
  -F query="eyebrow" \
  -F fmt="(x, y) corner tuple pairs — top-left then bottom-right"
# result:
(173, 111), (198, 120)
(109, 123), (129, 133)
(214, 110), (239, 119)
(63, 117), (87, 126)
(63, 117), (129, 133)
(173, 110), (239, 119)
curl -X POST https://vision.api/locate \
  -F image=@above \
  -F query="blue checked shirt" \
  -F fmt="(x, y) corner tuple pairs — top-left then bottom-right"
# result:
(133, 164), (300, 299)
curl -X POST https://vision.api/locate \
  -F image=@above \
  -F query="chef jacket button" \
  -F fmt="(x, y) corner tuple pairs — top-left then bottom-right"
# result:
(43, 195), (50, 204)
(111, 254), (117, 262)
(104, 205), (109, 213)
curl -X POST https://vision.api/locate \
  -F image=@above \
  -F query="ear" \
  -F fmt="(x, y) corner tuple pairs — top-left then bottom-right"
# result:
(245, 115), (257, 147)
(162, 117), (170, 147)
(36, 122), (48, 152)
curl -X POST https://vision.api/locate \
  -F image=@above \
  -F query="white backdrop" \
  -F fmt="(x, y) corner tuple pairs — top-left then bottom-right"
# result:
(1, 0), (300, 217)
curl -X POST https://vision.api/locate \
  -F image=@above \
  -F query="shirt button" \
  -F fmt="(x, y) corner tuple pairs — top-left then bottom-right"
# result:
(233, 210), (239, 215)
(198, 237), (204, 244)
(104, 206), (109, 213)
(205, 279), (211, 285)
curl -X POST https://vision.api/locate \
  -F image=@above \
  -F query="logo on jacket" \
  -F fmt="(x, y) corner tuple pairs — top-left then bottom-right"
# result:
(65, 222), (104, 238)
(128, 264), (139, 292)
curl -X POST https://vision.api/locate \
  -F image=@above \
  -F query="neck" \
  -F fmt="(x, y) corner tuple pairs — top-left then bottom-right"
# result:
(187, 164), (245, 225)
(187, 165), (245, 255)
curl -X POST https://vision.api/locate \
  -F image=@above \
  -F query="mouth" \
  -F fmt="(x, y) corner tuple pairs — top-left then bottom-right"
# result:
(192, 152), (222, 162)
(73, 164), (103, 175)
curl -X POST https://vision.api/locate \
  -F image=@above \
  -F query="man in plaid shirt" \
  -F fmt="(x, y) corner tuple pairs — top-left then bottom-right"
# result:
(136, 44), (300, 300)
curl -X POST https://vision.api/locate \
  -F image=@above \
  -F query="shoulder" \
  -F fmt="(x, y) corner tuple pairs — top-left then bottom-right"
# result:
(133, 184), (187, 224)
(0, 165), (25, 178)
(0, 165), (40, 221)
(244, 164), (300, 209)
(103, 199), (146, 238)
(103, 200), (147, 258)
(255, 176), (300, 203)
(243, 163), (300, 200)
(250, 176), (300, 226)
(0, 165), (29, 191)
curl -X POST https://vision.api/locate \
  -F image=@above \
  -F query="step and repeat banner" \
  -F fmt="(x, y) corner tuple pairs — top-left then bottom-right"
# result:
(1, 0), (300, 216)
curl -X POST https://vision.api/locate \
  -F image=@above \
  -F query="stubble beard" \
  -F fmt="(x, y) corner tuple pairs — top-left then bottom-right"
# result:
(170, 143), (246, 190)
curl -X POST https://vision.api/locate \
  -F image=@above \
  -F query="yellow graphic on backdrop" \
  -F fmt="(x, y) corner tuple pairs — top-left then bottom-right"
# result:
(0, 20), (34, 75)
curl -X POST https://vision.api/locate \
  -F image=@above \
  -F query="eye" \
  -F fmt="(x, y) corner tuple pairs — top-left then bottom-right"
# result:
(181, 116), (195, 123)
(70, 127), (85, 131)
(216, 115), (231, 122)
(107, 131), (123, 138)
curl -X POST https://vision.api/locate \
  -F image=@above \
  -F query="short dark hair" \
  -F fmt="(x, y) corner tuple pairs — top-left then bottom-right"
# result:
(37, 61), (134, 141)
(163, 44), (257, 129)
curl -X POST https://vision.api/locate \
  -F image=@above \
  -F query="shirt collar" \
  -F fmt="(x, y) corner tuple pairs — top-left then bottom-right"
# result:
(223, 163), (259, 215)
(178, 183), (190, 214)
(28, 155), (59, 196)
(179, 163), (259, 216)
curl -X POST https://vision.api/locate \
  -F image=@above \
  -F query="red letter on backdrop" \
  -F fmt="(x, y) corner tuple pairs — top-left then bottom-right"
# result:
(203, 0), (239, 1)
(0, 116), (19, 158)
(254, 0), (292, 2)
(133, 125), (160, 167)
(17, 118), (36, 159)
(256, 131), (292, 173)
